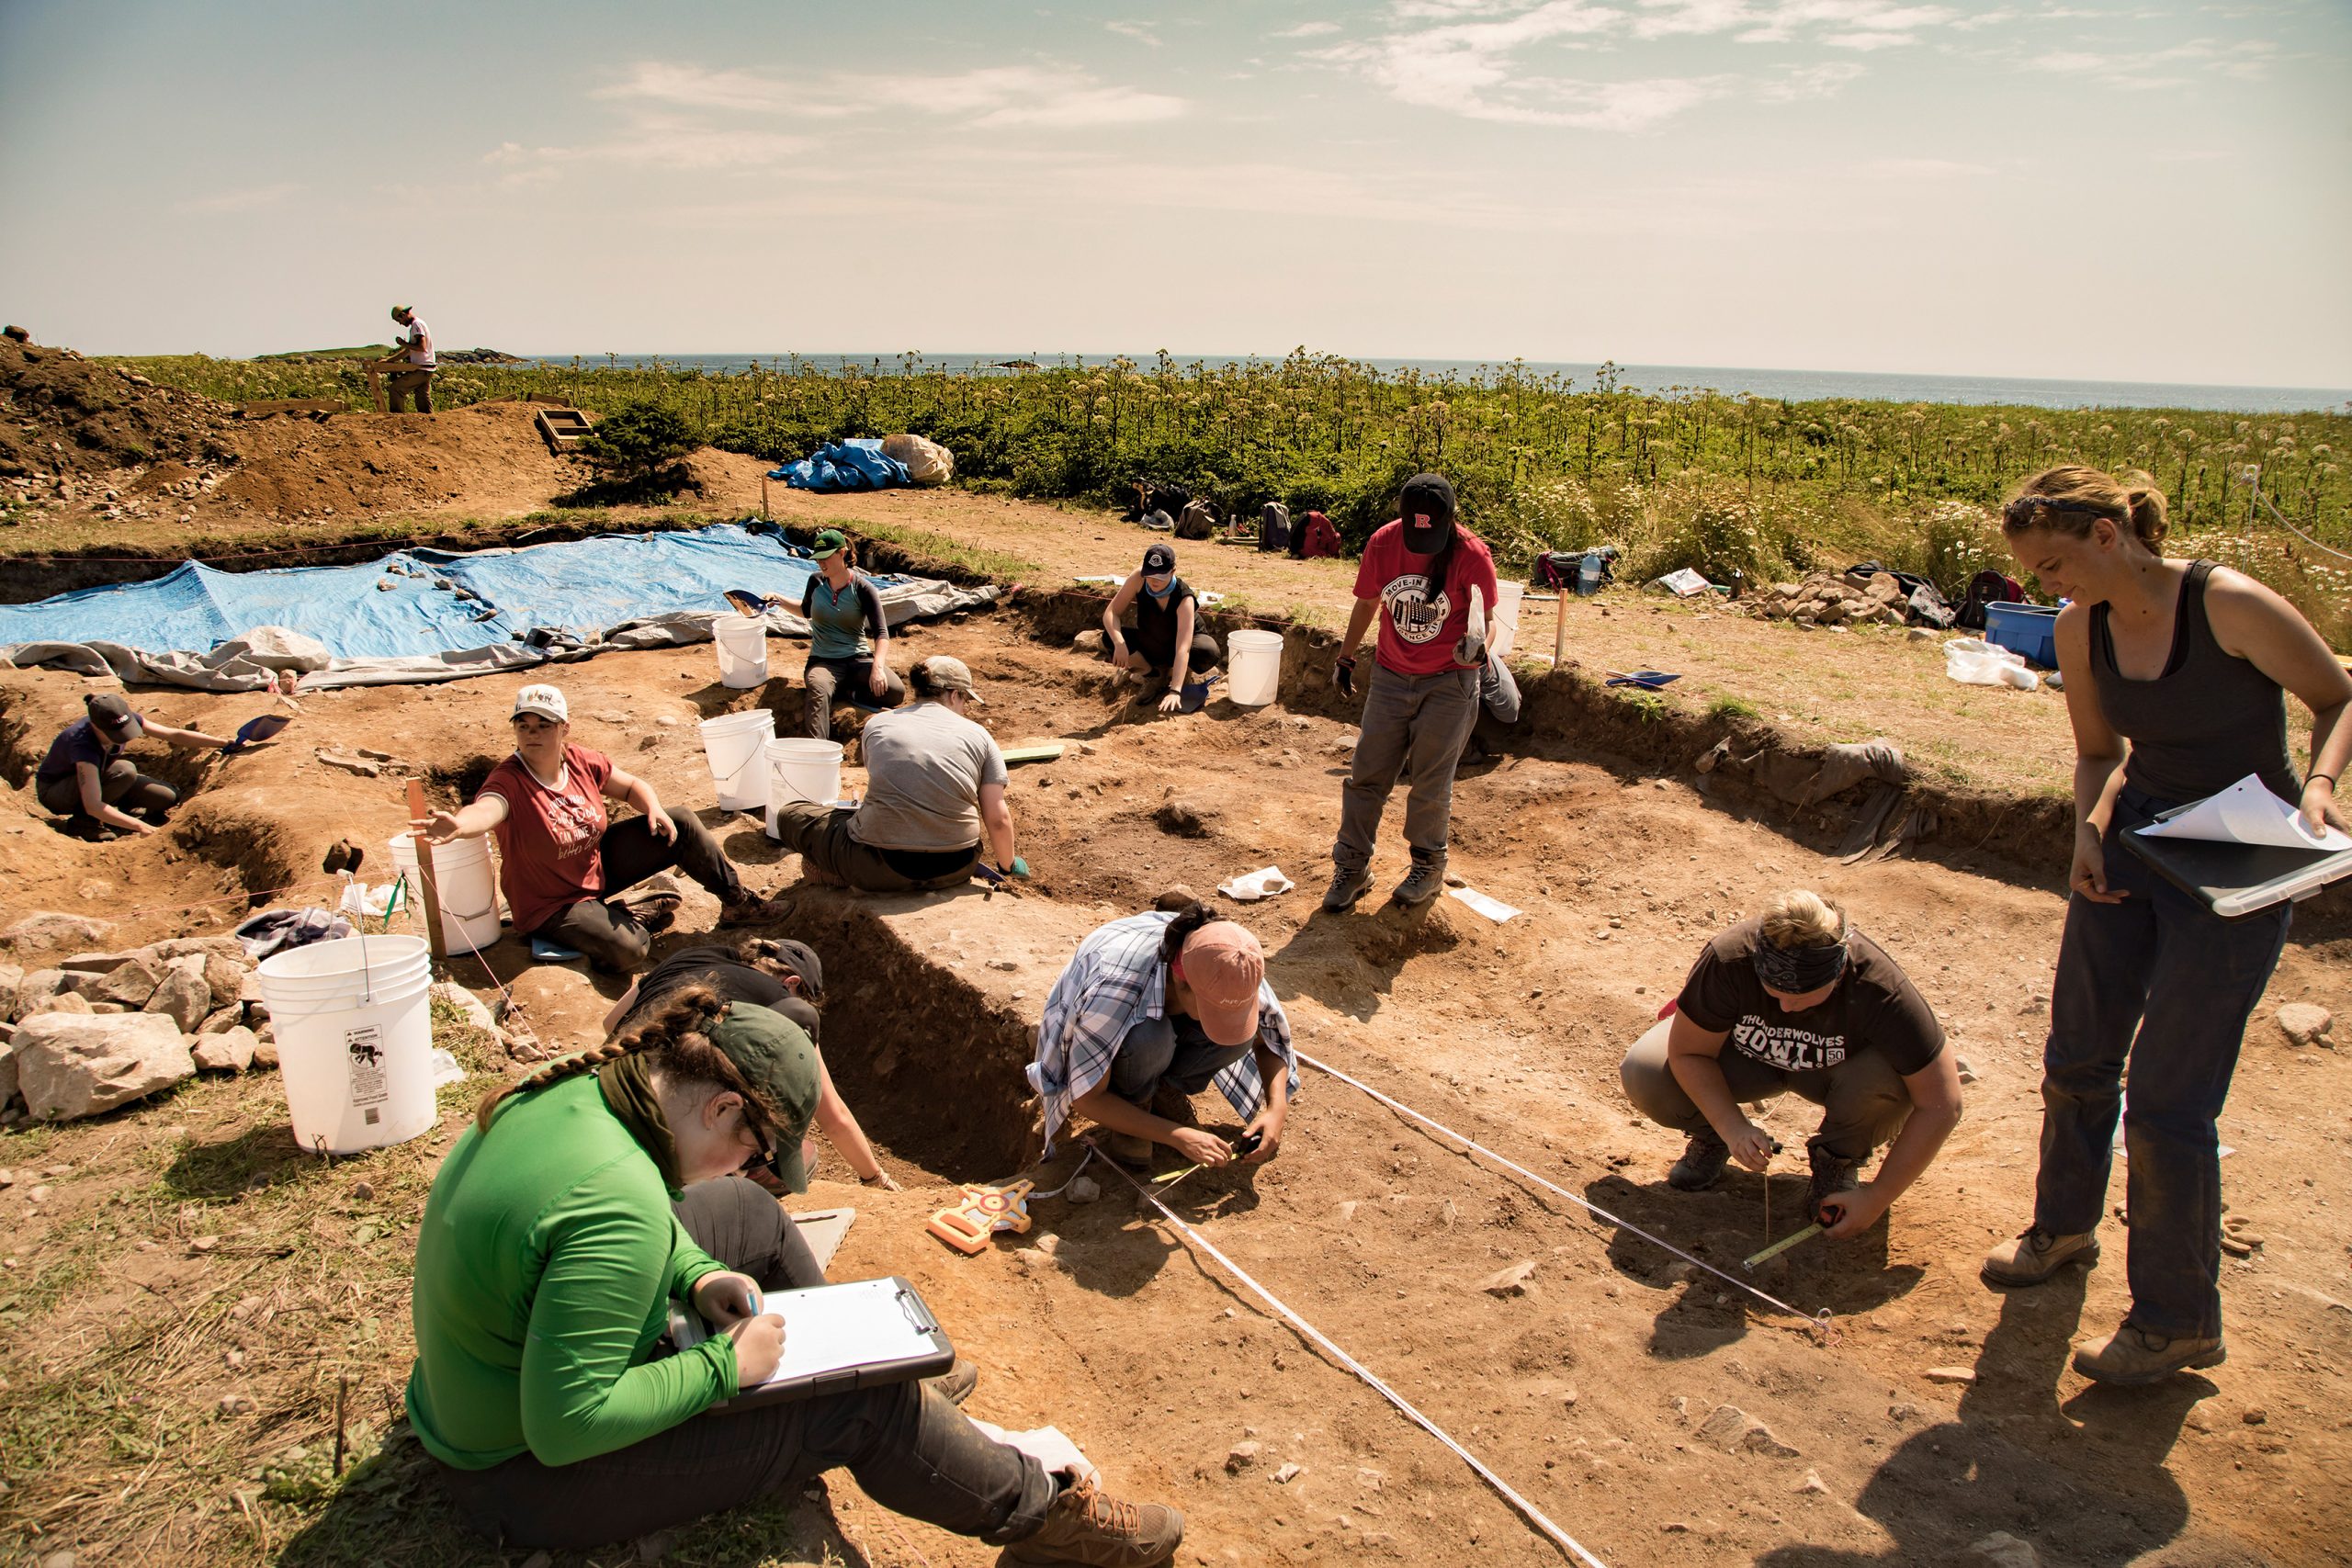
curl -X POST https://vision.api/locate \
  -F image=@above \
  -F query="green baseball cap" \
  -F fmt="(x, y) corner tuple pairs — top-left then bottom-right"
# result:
(708, 1001), (821, 1193)
(390, 304), (413, 319)
(809, 528), (847, 560)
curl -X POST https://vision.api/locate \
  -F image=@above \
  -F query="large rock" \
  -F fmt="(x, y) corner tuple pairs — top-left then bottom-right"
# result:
(14, 1012), (196, 1121)
(1697, 1403), (1800, 1458)
(0, 963), (19, 1023)
(2275, 1002), (2333, 1048)
(146, 935), (247, 964)
(200, 953), (245, 1010)
(1945, 1533), (2040, 1568)
(191, 1026), (259, 1074)
(92, 955), (164, 1010)
(12, 970), (76, 1020)
(0, 1035), (17, 1109)
(0, 912), (116, 955)
(143, 958), (213, 1033)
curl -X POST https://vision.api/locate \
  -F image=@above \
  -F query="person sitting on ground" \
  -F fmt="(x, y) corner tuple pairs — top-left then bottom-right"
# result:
(601, 938), (903, 1190)
(407, 985), (1182, 1562)
(34, 693), (236, 838)
(1030, 904), (1296, 1170)
(771, 657), (1023, 893)
(798, 529), (907, 741)
(1101, 542), (1221, 714)
(1619, 890), (1963, 1236)
(419, 683), (789, 972)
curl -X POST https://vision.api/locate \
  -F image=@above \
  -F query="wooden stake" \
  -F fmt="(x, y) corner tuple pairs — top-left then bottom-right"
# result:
(761, 475), (771, 521)
(1552, 588), (1569, 667)
(333, 1373), (350, 1476)
(403, 778), (448, 965)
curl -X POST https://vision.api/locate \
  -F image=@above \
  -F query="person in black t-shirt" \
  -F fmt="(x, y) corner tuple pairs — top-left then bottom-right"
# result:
(1619, 890), (1963, 1235)
(1101, 543), (1220, 714)
(34, 693), (236, 838)
(599, 938), (899, 1190)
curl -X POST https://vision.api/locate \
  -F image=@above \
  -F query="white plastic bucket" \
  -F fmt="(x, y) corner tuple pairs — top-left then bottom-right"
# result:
(1490, 580), (1525, 659)
(386, 832), (502, 954)
(712, 615), (770, 689)
(763, 739), (844, 837)
(699, 708), (775, 812)
(1227, 629), (1284, 707)
(257, 934), (436, 1154)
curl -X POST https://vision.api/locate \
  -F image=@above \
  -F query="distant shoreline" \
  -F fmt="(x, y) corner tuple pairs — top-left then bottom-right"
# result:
(505, 352), (2352, 416)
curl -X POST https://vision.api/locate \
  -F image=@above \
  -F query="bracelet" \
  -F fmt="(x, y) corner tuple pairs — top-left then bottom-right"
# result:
(859, 1172), (888, 1186)
(2309, 773), (2339, 789)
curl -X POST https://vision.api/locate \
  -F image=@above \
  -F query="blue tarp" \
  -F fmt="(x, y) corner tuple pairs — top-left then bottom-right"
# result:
(769, 438), (910, 493)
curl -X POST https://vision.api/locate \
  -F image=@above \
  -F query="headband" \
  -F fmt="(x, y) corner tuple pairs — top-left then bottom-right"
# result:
(1752, 932), (1850, 994)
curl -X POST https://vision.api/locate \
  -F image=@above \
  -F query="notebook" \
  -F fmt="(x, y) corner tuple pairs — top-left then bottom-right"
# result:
(670, 1275), (955, 1410)
(2123, 774), (2352, 918)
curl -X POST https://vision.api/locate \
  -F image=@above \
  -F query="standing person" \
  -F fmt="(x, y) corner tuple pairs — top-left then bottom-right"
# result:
(1101, 542), (1220, 714)
(34, 694), (238, 838)
(1325, 472), (1499, 910)
(1029, 904), (1296, 1168)
(385, 304), (435, 412)
(1983, 466), (2350, 1385)
(419, 684), (790, 972)
(407, 986), (1182, 1562)
(771, 657), (1024, 893)
(798, 529), (906, 740)
(1619, 890), (1964, 1233)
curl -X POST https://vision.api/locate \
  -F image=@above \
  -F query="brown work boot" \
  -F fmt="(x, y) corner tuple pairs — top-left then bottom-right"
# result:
(1106, 1132), (1155, 1168)
(1981, 1225), (2100, 1287)
(1004, 1475), (1184, 1566)
(2073, 1321), (2225, 1385)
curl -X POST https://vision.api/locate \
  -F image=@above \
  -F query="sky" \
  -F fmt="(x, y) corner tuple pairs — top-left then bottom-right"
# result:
(2, 0), (2347, 388)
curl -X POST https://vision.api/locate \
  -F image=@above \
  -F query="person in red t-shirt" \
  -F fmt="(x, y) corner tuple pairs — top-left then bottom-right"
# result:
(1325, 473), (1499, 910)
(417, 683), (791, 972)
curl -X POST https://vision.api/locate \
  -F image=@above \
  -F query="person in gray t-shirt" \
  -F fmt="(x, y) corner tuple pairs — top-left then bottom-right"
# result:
(770, 657), (1029, 892)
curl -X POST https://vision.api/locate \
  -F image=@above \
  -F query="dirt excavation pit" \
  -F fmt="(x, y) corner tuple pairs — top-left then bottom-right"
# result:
(1, 603), (2346, 1566)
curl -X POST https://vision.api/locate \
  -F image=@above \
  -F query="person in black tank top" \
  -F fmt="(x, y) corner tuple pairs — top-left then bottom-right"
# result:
(1101, 543), (1221, 714)
(1985, 465), (2351, 1387)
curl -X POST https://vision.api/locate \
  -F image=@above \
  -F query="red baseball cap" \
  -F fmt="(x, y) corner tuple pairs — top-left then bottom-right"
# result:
(1180, 921), (1264, 1046)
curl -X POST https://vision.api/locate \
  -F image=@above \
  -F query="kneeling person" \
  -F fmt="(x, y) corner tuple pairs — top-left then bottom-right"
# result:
(1031, 904), (1296, 1170)
(1102, 543), (1221, 714)
(1619, 890), (1962, 1236)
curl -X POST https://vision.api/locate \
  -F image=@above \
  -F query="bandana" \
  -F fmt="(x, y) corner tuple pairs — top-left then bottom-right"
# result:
(599, 1053), (684, 1196)
(1752, 934), (1850, 994)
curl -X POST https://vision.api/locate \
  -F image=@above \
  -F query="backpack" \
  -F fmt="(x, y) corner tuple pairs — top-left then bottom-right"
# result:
(1955, 569), (2023, 631)
(1298, 511), (1343, 559)
(1532, 552), (1581, 592)
(1174, 498), (1217, 540)
(1258, 502), (1291, 554)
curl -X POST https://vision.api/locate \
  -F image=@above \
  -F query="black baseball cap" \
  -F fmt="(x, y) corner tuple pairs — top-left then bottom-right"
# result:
(85, 694), (143, 744)
(754, 937), (824, 1000)
(1141, 543), (1176, 577)
(1399, 473), (1456, 556)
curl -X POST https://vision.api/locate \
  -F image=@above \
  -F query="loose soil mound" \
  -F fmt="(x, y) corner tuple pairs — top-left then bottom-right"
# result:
(0, 338), (237, 484)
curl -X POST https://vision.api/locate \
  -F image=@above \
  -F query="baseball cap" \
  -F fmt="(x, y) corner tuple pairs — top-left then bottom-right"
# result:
(85, 694), (143, 744)
(707, 1001), (823, 1193)
(511, 683), (569, 723)
(390, 304), (412, 319)
(753, 937), (825, 1001)
(1141, 542), (1176, 577)
(1178, 920), (1265, 1047)
(810, 528), (847, 560)
(919, 655), (986, 705)
(1399, 472), (1456, 556)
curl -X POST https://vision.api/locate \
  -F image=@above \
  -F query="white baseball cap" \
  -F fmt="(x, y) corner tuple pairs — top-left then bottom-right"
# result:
(511, 683), (569, 723)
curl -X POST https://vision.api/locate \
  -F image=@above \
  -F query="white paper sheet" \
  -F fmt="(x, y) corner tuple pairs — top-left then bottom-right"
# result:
(2132, 773), (2351, 852)
(676, 1278), (942, 1391)
(1217, 865), (1295, 901)
(1448, 886), (1521, 922)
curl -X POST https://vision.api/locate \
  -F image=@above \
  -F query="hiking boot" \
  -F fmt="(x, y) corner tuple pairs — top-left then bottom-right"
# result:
(1981, 1226), (2100, 1287)
(923, 1358), (978, 1407)
(1004, 1475), (1184, 1567)
(718, 891), (795, 927)
(1805, 1145), (1860, 1224)
(1106, 1132), (1155, 1168)
(1322, 863), (1374, 913)
(1668, 1130), (1729, 1191)
(2072, 1322), (2225, 1386)
(1389, 858), (1445, 907)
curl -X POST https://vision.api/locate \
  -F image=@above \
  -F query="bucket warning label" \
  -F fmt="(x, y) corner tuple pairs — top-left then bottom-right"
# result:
(345, 1026), (390, 1107)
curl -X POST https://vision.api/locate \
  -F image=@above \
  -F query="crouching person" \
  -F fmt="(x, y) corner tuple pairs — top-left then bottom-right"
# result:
(1619, 890), (1962, 1236)
(1030, 904), (1296, 1170)
(407, 985), (1182, 1562)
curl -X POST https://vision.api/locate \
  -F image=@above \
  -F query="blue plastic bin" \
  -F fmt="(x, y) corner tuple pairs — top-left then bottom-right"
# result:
(1984, 602), (2060, 669)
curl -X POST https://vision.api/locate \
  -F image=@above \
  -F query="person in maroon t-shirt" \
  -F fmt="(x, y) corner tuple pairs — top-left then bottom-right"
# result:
(1324, 472), (1500, 911)
(417, 683), (790, 972)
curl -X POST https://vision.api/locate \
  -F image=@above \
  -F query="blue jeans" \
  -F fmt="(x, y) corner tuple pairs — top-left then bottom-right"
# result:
(2032, 786), (2290, 1338)
(1107, 1014), (1252, 1106)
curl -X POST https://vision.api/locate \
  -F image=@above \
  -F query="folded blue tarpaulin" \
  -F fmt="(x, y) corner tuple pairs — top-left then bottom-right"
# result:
(769, 438), (911, 493)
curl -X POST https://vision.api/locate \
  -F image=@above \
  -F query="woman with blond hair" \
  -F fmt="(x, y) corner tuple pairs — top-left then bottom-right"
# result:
(1620, 889), (1963, 1234)
(1982, 466), (2349, 1385)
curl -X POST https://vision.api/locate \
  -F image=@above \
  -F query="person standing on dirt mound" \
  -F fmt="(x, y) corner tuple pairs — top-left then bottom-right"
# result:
(1030, 903), (1296, 1170)
(797, 529), (907, 740)
(1325, 472), (1500, 911)
(1982, 466), (2350, 1387)
(1100, 541), (1221, 713)
(1620, 890), (1964, 1235)
(384, 304), (435, 413)
(406, 984), (1183, 1563)
(34, 692), (238, 838)
(417, 682), (791, 972)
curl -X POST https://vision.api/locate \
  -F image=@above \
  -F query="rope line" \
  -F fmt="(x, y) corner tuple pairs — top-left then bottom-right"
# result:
(2254, 490), (2352, 565)
(1097, 1150), (1610, 1568)
(1295, 1050), (1833, 1337)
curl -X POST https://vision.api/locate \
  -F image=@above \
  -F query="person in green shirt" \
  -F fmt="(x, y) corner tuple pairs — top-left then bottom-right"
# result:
(407, 986), (1182, 1562)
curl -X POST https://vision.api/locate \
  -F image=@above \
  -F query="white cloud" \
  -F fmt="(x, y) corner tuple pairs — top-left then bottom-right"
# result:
(594, 60), (1186, 129)
(488, 117), (813, 174)
(1855, 154), (1993, 176)
(1755, 61), (1869, 96)
(174, 182), (300, 214)
(1107, 19), (1162, 44)
(1273, 19), (1345, 35)
(2025, 35), (2274, 89)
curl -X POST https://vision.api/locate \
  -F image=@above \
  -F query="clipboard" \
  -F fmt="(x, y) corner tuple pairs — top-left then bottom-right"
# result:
(670, 1275), (955, 1410)
(2123, 802), (2352, 918)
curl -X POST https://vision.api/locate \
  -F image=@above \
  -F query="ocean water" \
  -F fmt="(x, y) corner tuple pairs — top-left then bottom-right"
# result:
(517, 353), (2352, 416)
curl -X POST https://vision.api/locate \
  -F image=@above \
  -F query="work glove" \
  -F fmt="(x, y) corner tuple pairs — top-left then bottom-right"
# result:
(1453, 629), (1487, 668)
(1333, 655), (1356, 698)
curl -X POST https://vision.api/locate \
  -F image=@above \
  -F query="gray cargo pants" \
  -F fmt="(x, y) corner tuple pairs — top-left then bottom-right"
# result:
(1333, 661), (1480, 872)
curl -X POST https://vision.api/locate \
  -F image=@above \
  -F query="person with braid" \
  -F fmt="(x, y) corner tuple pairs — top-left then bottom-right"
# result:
(407, 987), (1184, 1562)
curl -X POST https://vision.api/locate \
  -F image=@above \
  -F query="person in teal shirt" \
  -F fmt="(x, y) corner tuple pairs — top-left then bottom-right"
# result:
(407, 987), (1182, 1562)
(798, 529), (907, 740)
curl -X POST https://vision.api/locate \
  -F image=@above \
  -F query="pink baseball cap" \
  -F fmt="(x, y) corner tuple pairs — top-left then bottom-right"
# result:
(1179, 921), (1264, 1047)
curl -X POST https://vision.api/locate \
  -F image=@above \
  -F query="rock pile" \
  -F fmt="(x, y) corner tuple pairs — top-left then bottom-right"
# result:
(1749, 570), (1912, 628)
(0, 930), (279, 1123)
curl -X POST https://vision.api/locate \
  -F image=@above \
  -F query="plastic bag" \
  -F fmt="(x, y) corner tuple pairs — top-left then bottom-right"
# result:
(879, 433), (955, 487)
(1944, 638), (2038, 691)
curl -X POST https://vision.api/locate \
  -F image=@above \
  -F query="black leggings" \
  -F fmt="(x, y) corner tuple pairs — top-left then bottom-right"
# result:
(37, 759), (177, 824)
(531, 813), (745, 973)
(430, 1178), (1056, 1551)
